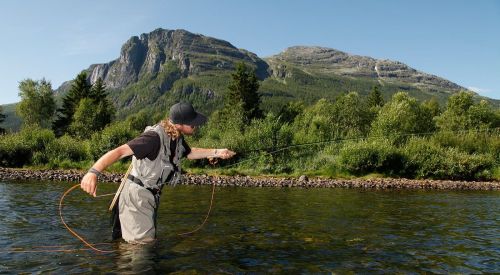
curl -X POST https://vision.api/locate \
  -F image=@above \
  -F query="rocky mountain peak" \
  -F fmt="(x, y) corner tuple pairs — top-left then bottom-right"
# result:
(86, 28), (269, 90)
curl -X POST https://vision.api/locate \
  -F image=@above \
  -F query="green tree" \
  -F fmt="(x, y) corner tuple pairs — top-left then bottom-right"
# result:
(370, 92), (435, 144)
(53, 72), (91, 136)
(277, 101), (304, 124)
(69, 84), (116, 140)
(367, 85), (384, 108)
(331, 92), (372, 138)
(0, 106), (6, 134)
(366, 86), (385, 127)
(227, 62), (262, 124)
(126, 109), (156, 132)
(69, 98), (98, 139)
(421, 97), (441, 118)
(292, 98), (336, 143)
(196, 105), (246, 150)
(16, 78), (56, 128)
(89, 78), (115, 131)
(468, 100), (500, 128)
(435, 91), (499, 131)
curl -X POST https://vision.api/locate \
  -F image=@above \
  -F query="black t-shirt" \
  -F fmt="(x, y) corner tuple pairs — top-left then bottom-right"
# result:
(127, 131), (191, 161)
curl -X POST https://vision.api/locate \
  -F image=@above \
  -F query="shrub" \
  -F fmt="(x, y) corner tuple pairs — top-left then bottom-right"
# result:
(46, 135), (90, 164)
(338, 139), (406, 176)
(403, 137), (448, 179)
(0, 133), (31, 167)
(89, 121), (139, 160)
(432, 129), (500, 159)
(442, 150), (495, 180)
(303, 143), (344, 177)
(403, 137), (495, 180)
(19, 126), (56, 152)
(195, 107), (246, 151)
(0, 127), (55, 167)
(243, 113), (293, 152)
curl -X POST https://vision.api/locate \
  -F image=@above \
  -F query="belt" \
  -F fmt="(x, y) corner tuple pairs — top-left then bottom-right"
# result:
(127, 174), (161, 196)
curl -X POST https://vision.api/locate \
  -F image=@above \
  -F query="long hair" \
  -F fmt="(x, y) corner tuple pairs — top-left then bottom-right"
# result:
(159, 118), (181, 140)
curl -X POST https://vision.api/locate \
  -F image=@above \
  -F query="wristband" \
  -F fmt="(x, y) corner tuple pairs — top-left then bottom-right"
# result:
(88, 167), (102, 177)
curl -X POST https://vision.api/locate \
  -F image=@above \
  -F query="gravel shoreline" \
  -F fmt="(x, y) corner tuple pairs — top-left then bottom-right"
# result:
(0, 167), (499, 190)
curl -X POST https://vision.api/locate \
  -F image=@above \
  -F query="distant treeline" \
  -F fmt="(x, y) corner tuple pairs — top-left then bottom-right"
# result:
(0, 63), (499, 180)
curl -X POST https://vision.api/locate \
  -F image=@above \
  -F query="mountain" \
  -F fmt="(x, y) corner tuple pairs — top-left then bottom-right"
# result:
(55, 28), (269, 118)
(85, 28), (269, 90)
(4, 28), (499, 131)
(259, 45), (489, 111)
(267, 46), (463, 92)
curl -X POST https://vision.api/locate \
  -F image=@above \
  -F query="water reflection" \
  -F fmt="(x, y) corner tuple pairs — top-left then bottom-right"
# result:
(115, 242), (158, 274)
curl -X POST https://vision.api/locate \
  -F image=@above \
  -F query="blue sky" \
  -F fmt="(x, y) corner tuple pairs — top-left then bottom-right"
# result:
(0, 0), (499, 105)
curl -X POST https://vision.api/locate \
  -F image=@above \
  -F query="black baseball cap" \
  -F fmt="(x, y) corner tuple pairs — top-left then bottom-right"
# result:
(169, 102), (207, 126)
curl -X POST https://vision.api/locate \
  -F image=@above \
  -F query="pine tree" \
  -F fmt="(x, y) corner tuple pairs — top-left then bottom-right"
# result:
(367, 85), (384, 107)
(227, 62), (262, 124)
(90, 77), (107, 102)
(89, 77), (114, 131)
(64, 76), (115, 138)
(53, 72), (91, 136)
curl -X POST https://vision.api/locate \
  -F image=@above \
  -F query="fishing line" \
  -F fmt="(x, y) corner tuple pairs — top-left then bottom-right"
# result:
(0, 186), (116, 254)
(58, 184), (116, 253)
(177, 179), (216, 236)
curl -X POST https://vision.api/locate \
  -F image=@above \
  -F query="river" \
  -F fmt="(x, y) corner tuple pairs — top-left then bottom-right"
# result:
(0, 180), (498, 273)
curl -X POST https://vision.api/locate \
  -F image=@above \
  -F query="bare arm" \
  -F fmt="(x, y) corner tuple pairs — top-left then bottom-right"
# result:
(187, 148), (236, 160)
(80, 144), (134, 197)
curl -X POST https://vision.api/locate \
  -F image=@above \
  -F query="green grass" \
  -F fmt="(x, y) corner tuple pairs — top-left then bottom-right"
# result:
(492, 166), (500, 181)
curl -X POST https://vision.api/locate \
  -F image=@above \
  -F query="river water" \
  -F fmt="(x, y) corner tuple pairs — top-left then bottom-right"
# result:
(0, 180), (498, 274)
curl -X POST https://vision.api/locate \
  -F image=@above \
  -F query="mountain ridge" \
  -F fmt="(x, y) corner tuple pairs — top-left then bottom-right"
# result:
(3, 28), (498, 131)
(266, 46), (464, 92)
(54, 28), (471, 97)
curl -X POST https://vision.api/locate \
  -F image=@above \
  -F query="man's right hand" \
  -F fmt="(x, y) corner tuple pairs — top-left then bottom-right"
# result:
(81, 173), (98, 197)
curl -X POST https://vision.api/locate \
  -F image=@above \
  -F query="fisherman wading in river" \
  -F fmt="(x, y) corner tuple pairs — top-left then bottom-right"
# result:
(80, 102), (236, 244)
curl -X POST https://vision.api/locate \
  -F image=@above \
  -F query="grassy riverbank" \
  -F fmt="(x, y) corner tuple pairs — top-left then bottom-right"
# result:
(1, 91), (499, 181)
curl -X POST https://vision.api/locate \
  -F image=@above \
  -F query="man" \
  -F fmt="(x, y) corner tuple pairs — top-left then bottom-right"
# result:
(80, 102), (236, 244)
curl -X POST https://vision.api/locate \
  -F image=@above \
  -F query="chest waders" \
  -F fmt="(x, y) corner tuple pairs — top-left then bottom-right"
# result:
(111, 124), (186, 242)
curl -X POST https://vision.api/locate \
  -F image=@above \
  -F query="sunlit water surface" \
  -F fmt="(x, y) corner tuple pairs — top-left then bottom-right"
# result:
(0, 180), (498, 273)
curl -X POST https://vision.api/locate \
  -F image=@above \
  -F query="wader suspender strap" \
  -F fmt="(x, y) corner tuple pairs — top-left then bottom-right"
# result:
(161, 136), (180, 187)
(127, 174), (161, 196)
